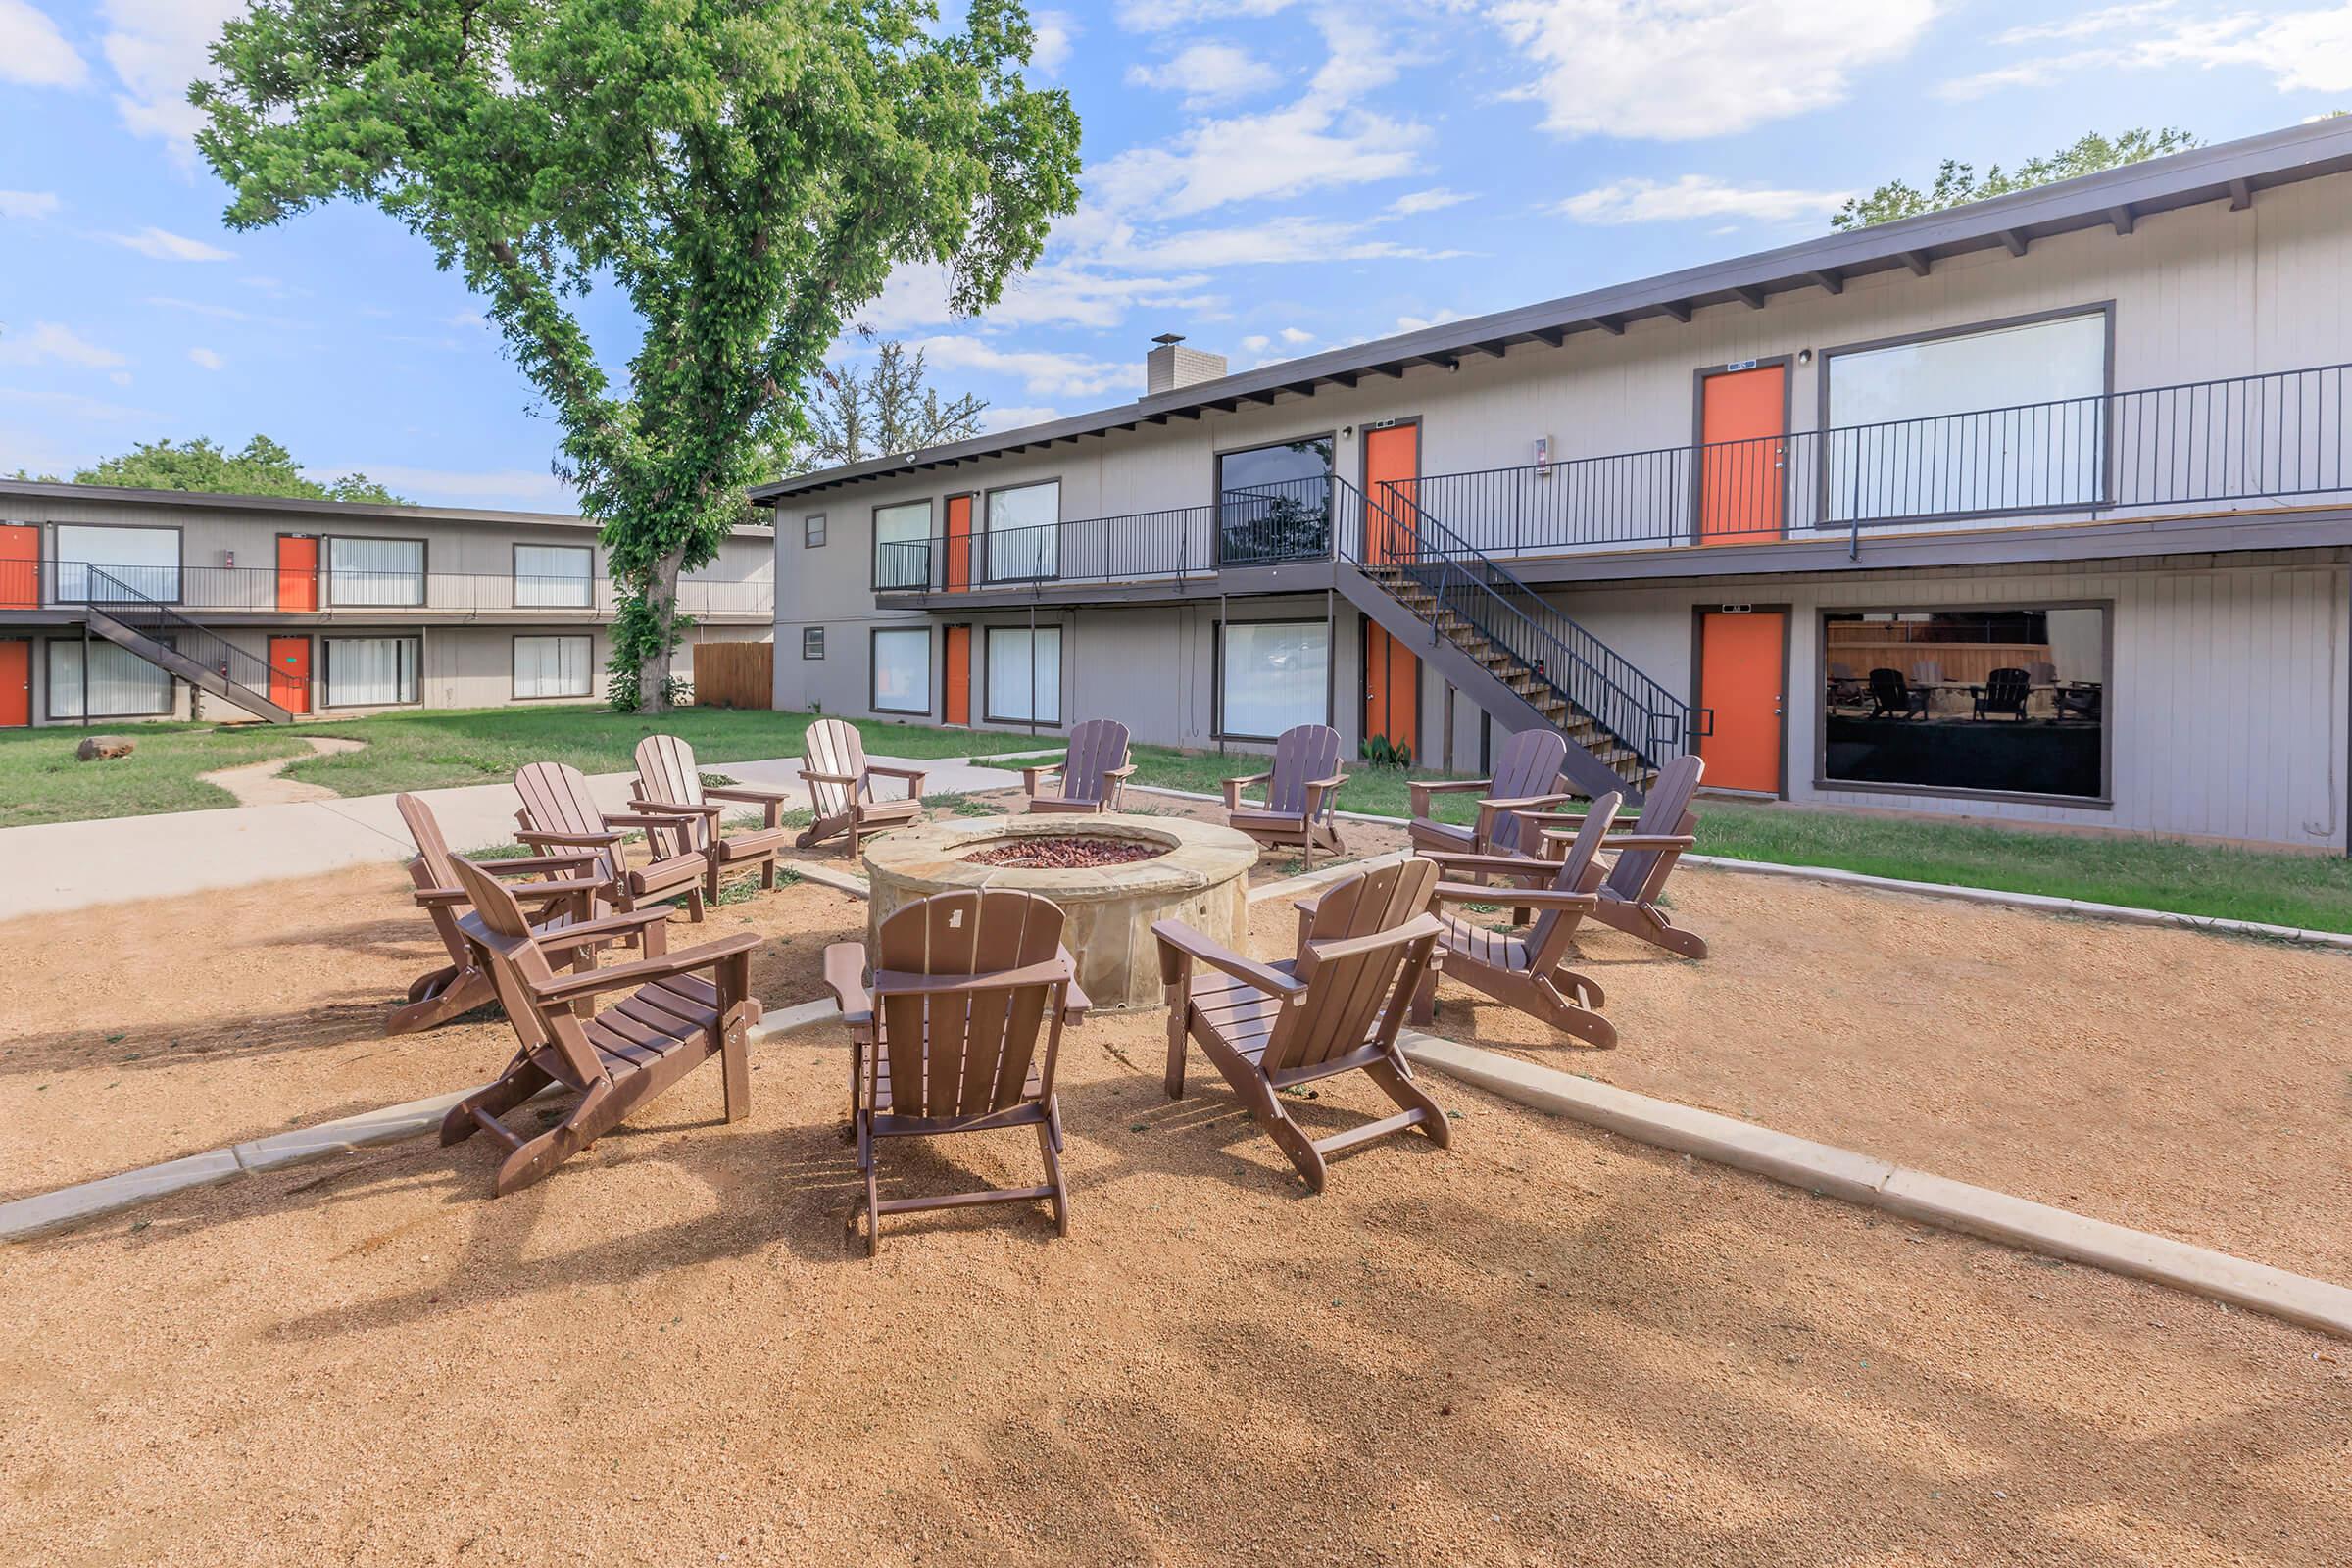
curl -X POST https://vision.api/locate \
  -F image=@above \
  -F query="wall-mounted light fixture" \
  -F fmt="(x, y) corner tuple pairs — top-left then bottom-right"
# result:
(1797, 348), (1814, 366)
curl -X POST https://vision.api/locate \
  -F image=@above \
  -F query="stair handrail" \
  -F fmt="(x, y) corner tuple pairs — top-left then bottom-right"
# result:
(83, 565), (299, 711)
(1336, 478), (1695, 768)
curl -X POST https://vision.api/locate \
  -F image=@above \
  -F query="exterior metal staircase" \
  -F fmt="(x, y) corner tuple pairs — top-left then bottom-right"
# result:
(1330, 479), (1696, 803)
(81, 566), (298, 723)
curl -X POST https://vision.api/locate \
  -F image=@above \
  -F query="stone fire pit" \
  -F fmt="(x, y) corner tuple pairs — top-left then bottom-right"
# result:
(862, 813), (1257, 1010)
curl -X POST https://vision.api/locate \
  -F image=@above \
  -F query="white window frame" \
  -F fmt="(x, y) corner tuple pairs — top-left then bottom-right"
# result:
(513, 634), (594, 700)
(322, 635), (421, 709)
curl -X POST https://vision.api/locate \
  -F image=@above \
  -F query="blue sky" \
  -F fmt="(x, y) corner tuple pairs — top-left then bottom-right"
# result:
(2, 0), (2348, 510)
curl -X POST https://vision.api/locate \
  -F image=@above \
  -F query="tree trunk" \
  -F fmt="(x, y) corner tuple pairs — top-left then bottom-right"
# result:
(637, 546), (686, 713)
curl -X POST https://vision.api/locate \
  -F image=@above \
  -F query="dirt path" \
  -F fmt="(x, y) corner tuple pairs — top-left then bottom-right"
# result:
(197, 735), (367, 806)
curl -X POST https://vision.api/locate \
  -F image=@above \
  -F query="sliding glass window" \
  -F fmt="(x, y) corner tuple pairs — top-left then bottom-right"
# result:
(1216, 436), (1333, 564)
(985, 625), (1061, 725)
(513, 634), (593, 699)
(873, 502), (932, 590)
(871, 626), (932, 715)
(514, 544), (594, 608)
(1823, 310), (2109, 523)
(48, 638), (173, 718)
(1218, 620), (1328, 740)
(53, 524), (178, 603)
(327, 537), (425, 607)
(985, 481), (1059, 583)
(323, 635), (420, 707)
(1822, 606), (2107, 801)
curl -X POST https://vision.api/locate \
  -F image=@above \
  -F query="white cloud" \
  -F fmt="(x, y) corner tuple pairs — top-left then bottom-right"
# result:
(445, 310), (491, 330)
(914, 336), (1137, 401)
(307, 463), (573, 509)
(0, 321), (129, 370)
(1486, 0), (1935, 139)
(1114, 0), (1299, 30)
(1944, 4), (2352, 100)
(145, 295), (248, 321)
(109, 370), (133, 386)
(0, 189), (62, 220)
(1126, 41), (1284, 107)
(99, 0), (245, 154)
(1030, 9), (1077, 74)
(1387, 187), (1472, 216)
(981, 405), (1065, 434)
(1395, 307), (1466, 334)
(863, 261), (1221, 333)
(1558, 173), (1855, 224)
(0, 0), (86, 88)
(105, 226), (233, 262)
(1102, 215), (1467, 270)
(187, 346), (224, 370)
(0, 387), (157, 421)
(1278, 326), (1315, 344)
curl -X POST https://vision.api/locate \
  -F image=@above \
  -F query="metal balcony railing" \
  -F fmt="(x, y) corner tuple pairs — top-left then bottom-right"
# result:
(1406, 360), (2352, 557)
(19, 562), (774, 616)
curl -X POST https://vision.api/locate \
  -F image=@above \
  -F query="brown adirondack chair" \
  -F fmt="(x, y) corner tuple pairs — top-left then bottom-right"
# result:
(1223, 722), (1348, 870)
(1519, 754), (1708, 958)
(1405, 726), (1571, 858)
(631, 734), (796, 899)
(1153, 858), (1448, 1193)
(1409, 793), (1623, 1047)
(797, 717), (926, 858)
(437, 853), (760, 1195)
(514, 760), (710, 920)
(821, 888), (1087, 1254)
(389, 791), (659, 1034)
(1020, 717), (1136, 814)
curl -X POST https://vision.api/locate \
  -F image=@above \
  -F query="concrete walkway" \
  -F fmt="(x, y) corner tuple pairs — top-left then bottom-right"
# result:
(0, 754), (1022, 920)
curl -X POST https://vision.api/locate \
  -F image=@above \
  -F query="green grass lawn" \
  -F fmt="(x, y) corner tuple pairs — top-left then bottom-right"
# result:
(0, 723), (312, 828)
(1123, 744), (2352, 933)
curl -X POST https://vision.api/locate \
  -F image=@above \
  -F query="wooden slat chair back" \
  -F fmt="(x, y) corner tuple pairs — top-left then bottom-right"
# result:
(1223, 722), (1348, 869)
(797, 717), (927, 858)
(437, 854), (759, 1195)
(1154, 858), (1449, 1193)
(632, 734), (796, 899)
(1410, 794), (1622, 1047)
(1023, 717), (1134, 813)
(1514, 754), (1707, 959)
(1404, 727), (1570, 858)
(514, 760), (710, 918)
(388, 791), (626, 1033)
(821, 888), (1085, 1253)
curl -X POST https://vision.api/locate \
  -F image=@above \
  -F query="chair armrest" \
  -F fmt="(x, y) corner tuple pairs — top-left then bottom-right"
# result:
(1221, 772), (1272, 810)
(1588, 833), (1697, 850)
(866, 764), (929, 783)
(1408, 778), (1492, 815)
(630, 800), (724, 817)
(1020, 763), (1063, 793)
(515, 828), (622, 849)
(413, 886), (471, 908)
(1302, 773), (1348, 816)
(1152, 918), (1306, 1000)
(535, 906), (675, 946)
(1302, 913), (1442, 963)
(602, 811), (689, 831)
(1433, 882), (1593, 911)
(1058, 947), (1093, 1023)
(507, 874), (613, 906)
(528, 930), (762, 1003)
(701, 783), (798, 805)
(872, 956), (1073, 996)
(800, 769), (860, 785)
(1104, 763), (1138, 780)
(477, 851), (605, 876)
(1474, 792), (1570, 842)
(822, 941), (871, 1024)
(1416, 850), (1559, 882)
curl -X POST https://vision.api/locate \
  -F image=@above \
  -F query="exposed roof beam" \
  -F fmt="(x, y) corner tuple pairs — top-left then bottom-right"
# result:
(1898, 250), (1932, 277)
(1657, 300), (1692, 323)
(1246, 389), (1281, 406)
(1533, 327), (1568, 347)
(2228, 175), (2253, 211)
(1468, 340), (1508, 358)
(1333, 370), (1359, 388)
(2107, 204), (2135, 236)
(1594, 315), (1626, 336)
(1208, 398), (1240, 414)
(1172, 407), (1201, 419)
(1285, 381), (1321, 397)
(1422, 355), (1459, 372)
(1997, 228), (2030, 258)
(1372, 363), (1405, 379)
(1729, 284), (1766, 311)
(1808, 270), (1844, 296)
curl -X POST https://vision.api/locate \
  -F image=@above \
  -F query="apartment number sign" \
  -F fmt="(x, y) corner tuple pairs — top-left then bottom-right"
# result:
(1724, 359), (1759, 372)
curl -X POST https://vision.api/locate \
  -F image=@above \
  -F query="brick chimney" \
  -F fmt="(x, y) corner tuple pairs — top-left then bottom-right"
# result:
(1146, 333), (1226, 396)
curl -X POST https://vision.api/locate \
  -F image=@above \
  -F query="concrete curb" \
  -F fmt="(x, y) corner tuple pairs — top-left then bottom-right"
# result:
(1126, 785), (2352, 951)
(1, 1006), (849, 1243)
(1399, 1031), (2352, 1342)
(790, 861), (872, 900)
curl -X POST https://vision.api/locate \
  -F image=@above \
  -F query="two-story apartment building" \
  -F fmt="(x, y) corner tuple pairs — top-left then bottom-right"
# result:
(0, 481), (774, 725)
(761, 119), (2352, 856)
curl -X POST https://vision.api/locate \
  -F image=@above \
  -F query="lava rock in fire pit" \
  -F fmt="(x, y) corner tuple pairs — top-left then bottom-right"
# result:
(962, 836), (1166, 870)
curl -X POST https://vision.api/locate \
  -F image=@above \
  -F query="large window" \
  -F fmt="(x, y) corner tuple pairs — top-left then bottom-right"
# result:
(873, 502), (932, 590)
(1822, 607), (2107, 801)
(514, 544), (594, 608)
(513, 634), (592, 699)
(985, 625), (1061, 725)
(871, 626), (931, 715)
(327, 537), (425, 607)
(54, 524), (178, 602)
(1217, 435), (1333, 564)
(985, 481), (1059, 582)
(48, 638), (173, 718)
(323, 635), (420, 708)
(1824, 310), (2109, 522)
(1219, 620), (1328, 740)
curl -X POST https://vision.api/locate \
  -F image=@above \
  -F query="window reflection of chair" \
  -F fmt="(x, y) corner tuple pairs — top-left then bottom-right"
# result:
(1971, 666), (2032, 721)
(1868, 667), (1926, 720)
(1826, 661), (1871, 713)
(2053, 681), (2103, 722)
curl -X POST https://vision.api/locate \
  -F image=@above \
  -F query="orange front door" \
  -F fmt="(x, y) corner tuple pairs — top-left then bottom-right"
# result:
(943, 624), (971, 726)
(945, 495), (973, 592)
(1361, 422), (1421, 760)
(1697, 611), (1785, 793)
(0, 641), (27, 727)
(1698, 365), (1787, 544)
(269, 636), (312, 715)
(276, 535), (318, 611)
(0, 523), (37, 609)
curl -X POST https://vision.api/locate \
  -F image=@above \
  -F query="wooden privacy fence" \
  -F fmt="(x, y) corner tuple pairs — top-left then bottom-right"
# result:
(692, 640), (773, 710)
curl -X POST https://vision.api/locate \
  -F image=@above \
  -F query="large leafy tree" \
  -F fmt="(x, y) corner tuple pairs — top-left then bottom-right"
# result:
(1833, 128), (2198, 230)
(74, 434), (406, 503)
(772, 329), (987, 477)
(194, 0), (1081, 710)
